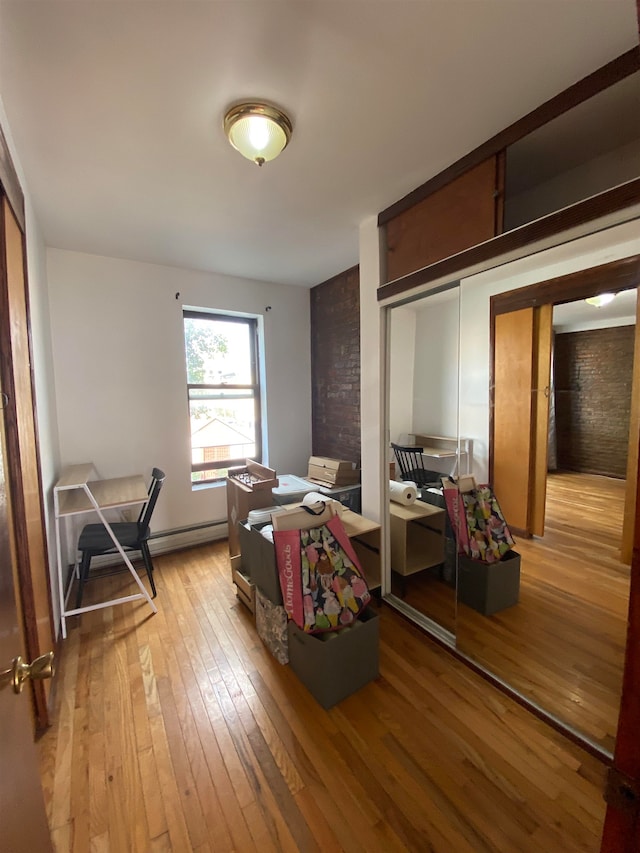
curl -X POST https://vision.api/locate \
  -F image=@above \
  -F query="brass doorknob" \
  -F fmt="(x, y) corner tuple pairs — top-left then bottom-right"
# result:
(0, 651), (55, 694)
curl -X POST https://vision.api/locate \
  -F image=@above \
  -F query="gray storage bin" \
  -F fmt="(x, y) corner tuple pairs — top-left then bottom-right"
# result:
(457, 550), (520, 615)
(286, 606), (379, 709)
(238, 521), (282, 605)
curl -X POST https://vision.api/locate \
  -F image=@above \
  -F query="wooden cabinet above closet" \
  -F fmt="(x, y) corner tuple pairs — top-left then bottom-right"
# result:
(379, 47), (640, 294)
(384, 156), (503, 283)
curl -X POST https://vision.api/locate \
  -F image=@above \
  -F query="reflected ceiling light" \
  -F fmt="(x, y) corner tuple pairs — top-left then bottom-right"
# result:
(585, 293), (616, 307)
(223, 102), (293, 166)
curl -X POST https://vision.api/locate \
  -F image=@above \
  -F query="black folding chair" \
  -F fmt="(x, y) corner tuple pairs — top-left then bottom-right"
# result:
(391, 443), (442, 490)
(75, 468), (166, 607)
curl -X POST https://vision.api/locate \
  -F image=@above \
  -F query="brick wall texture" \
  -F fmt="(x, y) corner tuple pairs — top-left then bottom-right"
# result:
(309, 266), (361, 465)
(554, 325), (634, 478)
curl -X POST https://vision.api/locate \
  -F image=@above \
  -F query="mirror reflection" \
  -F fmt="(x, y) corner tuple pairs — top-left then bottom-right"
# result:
(387, 228), (639, 754)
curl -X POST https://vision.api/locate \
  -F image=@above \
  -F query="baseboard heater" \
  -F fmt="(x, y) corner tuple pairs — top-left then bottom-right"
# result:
(83, 518), (229, 570)
(148, 518), (228, 554)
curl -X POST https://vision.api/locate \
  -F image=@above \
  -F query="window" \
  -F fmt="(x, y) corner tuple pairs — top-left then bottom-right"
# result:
(183, 310), (262, 484)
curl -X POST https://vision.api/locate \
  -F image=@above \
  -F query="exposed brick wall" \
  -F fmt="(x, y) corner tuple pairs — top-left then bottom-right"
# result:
(554, 325), (634, 478)
(309, 266), (361, 465)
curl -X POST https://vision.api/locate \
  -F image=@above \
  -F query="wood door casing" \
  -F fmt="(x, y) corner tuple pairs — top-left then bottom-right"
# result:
(622, 290), (640, 564)
(0, 364), (53, 852)
(492, 308), (535, 533)
(1, 197), (54, 727)
(530, 304), (553, 536)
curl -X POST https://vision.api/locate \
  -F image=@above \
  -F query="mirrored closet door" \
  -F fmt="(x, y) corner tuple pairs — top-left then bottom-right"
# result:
(385, 231), (638, 756)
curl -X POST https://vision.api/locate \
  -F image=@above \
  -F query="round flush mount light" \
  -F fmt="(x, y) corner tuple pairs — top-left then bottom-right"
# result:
(223, 102), (293, 167)
(585, 293), (616, 307)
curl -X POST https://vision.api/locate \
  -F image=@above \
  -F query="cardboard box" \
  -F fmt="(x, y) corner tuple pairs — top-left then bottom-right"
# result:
(307, 456), (360, 487)
(226, 461), (278, 557)
(457, 550), (521, 615)
(255, 588), (288, 665)
(228, 460), (279, 491)
(287, 606), (379, 709)
(230, 554), (255, 613)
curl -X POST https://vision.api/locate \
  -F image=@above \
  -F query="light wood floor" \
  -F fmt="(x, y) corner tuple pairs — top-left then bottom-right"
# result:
(400, 472), (629, 753)
(39, 540), (609, 852)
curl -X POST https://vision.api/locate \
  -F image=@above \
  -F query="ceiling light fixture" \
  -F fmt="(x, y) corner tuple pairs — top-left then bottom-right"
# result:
(223, 102), (293, 167)
(585, 293), (616, 307)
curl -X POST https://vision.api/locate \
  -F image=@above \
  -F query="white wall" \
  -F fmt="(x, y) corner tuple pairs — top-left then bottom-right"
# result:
(412, 294), (460, 439)
(46, 249), (312, 540)
(389, 306), (415, 445)
(389, 294), (460, 442)
(505, 137), (640, 230)
(359, 216), (384, 522)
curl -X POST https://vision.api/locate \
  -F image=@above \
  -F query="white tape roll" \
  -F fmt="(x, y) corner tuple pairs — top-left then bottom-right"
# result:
(389, 479), (417, 505)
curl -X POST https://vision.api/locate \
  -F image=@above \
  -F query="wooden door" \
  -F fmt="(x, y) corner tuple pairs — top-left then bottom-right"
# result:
(0, 373), (53, 851)
(491, 306), (551, 535)
(492, 308), (534, 533)
(384, 156), (503, 282)
(0, 196), (54, 729)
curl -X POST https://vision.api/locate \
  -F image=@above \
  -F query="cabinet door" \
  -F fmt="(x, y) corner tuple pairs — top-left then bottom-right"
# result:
(385, 156), (502, 282)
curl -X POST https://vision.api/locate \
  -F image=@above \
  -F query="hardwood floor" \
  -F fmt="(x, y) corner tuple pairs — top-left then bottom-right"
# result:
(39, 539), (608, 852)
(399, 472), (629, 753)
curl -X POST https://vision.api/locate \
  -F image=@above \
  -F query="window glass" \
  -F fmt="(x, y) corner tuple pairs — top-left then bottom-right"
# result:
(183, 311), (261, 484)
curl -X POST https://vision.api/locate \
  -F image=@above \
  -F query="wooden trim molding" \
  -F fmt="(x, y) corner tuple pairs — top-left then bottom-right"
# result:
(378, 47), (640, 226)
(0, 124), (25, 233)
(492, 254), (640, 316)
(377, 177), (640, 302)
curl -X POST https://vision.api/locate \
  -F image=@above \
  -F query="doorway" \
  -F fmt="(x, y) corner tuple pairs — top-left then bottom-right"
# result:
(490, 257), (640, 560)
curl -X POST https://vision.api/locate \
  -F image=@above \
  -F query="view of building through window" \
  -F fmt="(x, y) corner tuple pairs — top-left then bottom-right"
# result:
(183, 311), (261, 483)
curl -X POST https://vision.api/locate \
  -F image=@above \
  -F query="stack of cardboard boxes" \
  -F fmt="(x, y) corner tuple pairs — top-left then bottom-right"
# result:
(227, 461), (278, 615)
(230, 457), (379, 709)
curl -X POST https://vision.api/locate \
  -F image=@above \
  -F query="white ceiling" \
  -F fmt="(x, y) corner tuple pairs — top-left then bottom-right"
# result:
(0, 1), (638, 288)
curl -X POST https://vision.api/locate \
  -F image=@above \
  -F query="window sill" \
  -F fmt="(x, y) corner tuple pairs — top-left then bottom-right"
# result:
(191, 480), (226, 492)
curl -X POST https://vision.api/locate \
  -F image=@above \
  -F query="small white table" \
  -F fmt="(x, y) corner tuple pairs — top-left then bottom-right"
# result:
(408, 434), (474, 477)
(54, 463), (158, 638)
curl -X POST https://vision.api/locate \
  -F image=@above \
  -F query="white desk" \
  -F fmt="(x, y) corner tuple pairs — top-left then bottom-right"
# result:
(54, 463), (158, 638)
(408, 434), (473, 477)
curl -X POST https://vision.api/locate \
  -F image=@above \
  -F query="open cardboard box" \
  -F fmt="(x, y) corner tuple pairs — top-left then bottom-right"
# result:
(307, 456), (360, 488)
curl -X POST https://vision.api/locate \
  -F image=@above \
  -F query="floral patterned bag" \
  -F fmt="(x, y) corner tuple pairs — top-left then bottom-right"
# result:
(273, 508), (371, 634)
(442, 478), (515, 563)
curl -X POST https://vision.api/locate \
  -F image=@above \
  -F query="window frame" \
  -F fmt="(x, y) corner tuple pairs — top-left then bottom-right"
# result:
(183, 309), (262, 482)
